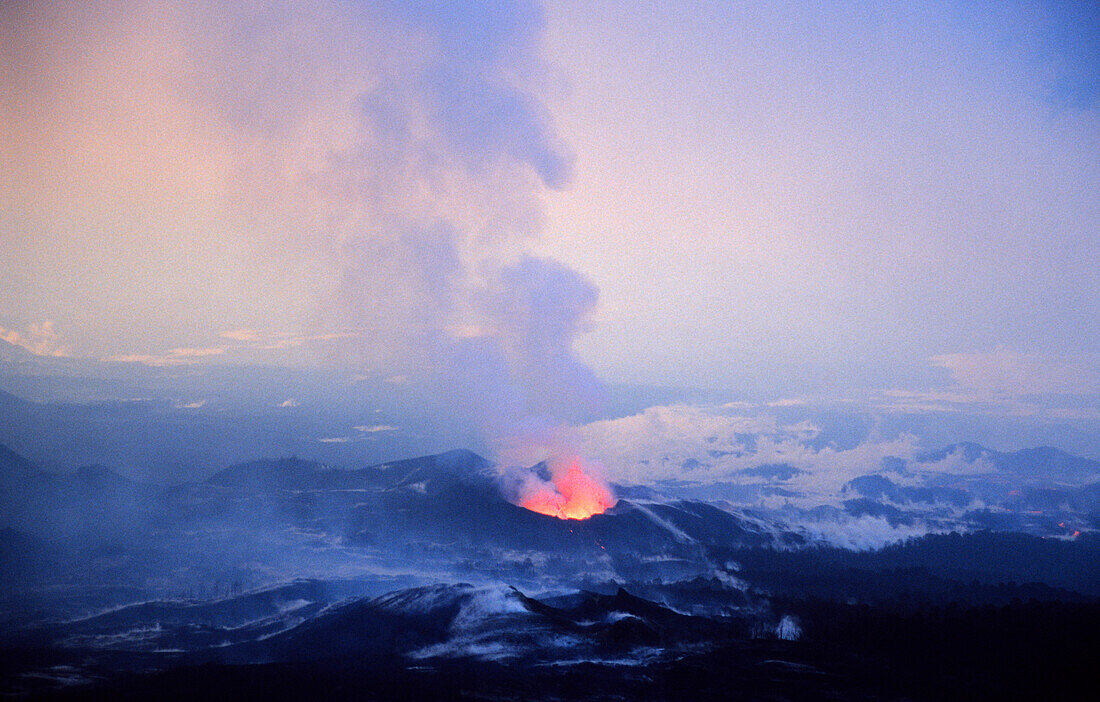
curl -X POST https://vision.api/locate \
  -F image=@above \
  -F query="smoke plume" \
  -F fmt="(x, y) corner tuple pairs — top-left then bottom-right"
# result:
(313, 2), (602, 443)
(4, 0), (603, 477)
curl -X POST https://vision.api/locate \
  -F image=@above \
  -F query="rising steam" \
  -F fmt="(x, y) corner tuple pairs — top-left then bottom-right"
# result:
(315, 0), (603, 443)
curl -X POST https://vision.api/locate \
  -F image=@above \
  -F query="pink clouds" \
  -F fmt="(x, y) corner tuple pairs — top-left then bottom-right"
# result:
(0, 321), (72, 357)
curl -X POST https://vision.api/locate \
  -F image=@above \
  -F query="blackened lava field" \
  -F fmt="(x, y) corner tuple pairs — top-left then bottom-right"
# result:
(2, 446), (1099, 700)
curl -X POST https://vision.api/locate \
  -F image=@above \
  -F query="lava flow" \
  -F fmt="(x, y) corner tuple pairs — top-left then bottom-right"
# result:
(520, 460), (616, 520)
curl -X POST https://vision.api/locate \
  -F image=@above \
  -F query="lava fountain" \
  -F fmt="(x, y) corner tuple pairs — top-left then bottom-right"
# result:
(519, 459), (616, 519)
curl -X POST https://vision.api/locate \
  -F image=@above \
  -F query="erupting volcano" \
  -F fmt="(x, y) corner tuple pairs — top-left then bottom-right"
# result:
(519, 460), (617, 520)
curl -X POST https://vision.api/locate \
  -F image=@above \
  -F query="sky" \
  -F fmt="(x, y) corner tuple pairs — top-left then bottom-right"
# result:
(2, 1), (1099, 458)
(537, 1), (1100, 388)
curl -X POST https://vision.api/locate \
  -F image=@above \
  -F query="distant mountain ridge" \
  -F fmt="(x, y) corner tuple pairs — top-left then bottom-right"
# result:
(0, 443), (37, 476)
(207, 448), (496, 495)
(0, 443), (796, 589)
(917, 442), (1100, 483)
(2, 437), (1099, 592)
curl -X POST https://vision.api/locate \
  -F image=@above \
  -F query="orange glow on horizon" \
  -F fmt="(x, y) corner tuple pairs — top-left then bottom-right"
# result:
(520, 461), (616, 520)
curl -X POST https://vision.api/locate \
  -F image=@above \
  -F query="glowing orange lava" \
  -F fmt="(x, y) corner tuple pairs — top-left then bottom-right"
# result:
(520, 461), (616, 520)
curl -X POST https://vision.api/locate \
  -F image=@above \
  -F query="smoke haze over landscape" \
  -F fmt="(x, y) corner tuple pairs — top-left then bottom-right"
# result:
(2, 1), (1099, 700)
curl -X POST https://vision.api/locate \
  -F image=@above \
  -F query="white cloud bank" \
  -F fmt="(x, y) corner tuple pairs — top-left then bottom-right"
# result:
(576, 403), (921, 497)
